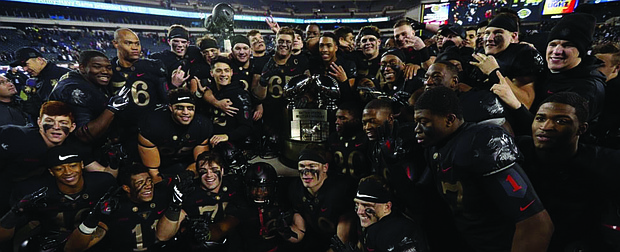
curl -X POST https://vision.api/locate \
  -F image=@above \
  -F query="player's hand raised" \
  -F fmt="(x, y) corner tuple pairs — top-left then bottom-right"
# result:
(107, 86), (130, 113)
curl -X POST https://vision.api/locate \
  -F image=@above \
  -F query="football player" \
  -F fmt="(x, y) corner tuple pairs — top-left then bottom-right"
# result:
(414, 87), (553, 251)
(281, 145), (355, 252)
(0, 145), (116, 250)
(65, 165), (190, 251)
(138, 88), (211, 183)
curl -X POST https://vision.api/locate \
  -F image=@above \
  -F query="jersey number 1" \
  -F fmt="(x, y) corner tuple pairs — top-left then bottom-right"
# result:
(131, 220), (158, 251)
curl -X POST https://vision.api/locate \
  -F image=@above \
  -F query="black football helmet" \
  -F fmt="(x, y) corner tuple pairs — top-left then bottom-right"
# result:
(245, 162), (278, 204)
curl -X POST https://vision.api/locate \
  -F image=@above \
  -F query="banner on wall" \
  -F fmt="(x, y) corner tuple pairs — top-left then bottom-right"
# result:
(542, 0), (579, 15)
(423, 3), (450, 25)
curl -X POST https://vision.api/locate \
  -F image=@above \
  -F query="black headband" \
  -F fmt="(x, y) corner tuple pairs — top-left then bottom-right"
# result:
(298, 149), (327, 164)
(359, 28), (380, 40)
(169, 27), (189, 40)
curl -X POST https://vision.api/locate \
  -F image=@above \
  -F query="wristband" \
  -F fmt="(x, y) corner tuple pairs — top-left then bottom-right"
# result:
(79, 223), (97, 235)
(487, 68), (501, 85)
(165, 207), (181, 221)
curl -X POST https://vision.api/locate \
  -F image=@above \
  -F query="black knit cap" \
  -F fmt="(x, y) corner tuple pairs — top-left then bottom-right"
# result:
(168, 26), (189, 40)
(381, 48), (406, 62)
(355, 176), (392, 203)
(168, 88), (196, 105)
(547, 13), (596, 57)
(46, 145), (81, 168)
(199, 38), (218, 50)
(230, 35), (250, 47)
(488, 14), (518, 32)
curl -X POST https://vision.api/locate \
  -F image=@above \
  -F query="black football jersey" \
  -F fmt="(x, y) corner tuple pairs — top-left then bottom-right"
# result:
(211, 82), (253, 145)
(363, 213), (429, 252)
(427, 123), (544, 251)
(287, 175), (354, 252)
(139, 108), (212, 171)
(260, 54), (310, 106)
(49, 71), (110, 128)
(10, 172), (116, 247)
(150, 46), (202, 90)
(328, 130), (372, 181)
(231, 59), (253, 92)
(96, 182), (171, 251)
(111, 57), (169, 129)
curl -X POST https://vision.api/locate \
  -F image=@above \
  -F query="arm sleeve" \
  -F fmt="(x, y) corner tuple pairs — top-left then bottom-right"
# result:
(468, 126), (544, 221)
(153, 60), (171, 104)
(505, 104), (534, 137)
(478, 163), (545, 222)
(225, 100), (253, 143)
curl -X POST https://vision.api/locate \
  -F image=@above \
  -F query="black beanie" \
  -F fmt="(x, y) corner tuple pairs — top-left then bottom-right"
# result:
(547, 13), (596, 57)
(356, 177), (392, 203)
(230, 35), (250, 48)
(168, 88), (196, 105)
(46, 145), (81, 167)
(199, 38), (218, 50)
(381, 48), (406, 62)
(488, 14), (518, 32)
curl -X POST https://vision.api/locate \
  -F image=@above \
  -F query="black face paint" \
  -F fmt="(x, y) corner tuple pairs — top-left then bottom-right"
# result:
(364, 208), (376, 217)
(60, 126), (70, 135)
(493, 35), (505, 48)
(214, 169), (222, 181)
(299, 168), (320, 177)
(42, 123), (54, 132)
(42, 123), (70, 135)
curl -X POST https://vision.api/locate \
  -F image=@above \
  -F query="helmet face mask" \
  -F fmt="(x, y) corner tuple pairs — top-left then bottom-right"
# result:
(245, 162), (278, 205)
(249, 184), (274, 204)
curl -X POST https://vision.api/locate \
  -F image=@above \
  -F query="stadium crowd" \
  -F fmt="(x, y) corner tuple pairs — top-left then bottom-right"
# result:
(1, 7), (620, 252)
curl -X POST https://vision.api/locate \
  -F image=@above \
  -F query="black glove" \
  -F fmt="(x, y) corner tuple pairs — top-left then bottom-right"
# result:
(330, 234), (358, 252)
(0, 187), (48, 229)
(377, 120), (405, 162)
(174, 170), (196, 194)
(169, 185), (184, 213)
(12, 187), (48, 214)
(103, 143), (130, 170)
(107, 86), (130, 113)
(276, 211), (298, 239)
(391, 91), (411, 108)
(406, 17), (426, 31)
(39, 231), (70, 250)
(191, 220), (212, 245)
(80, 186), (120, 234)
